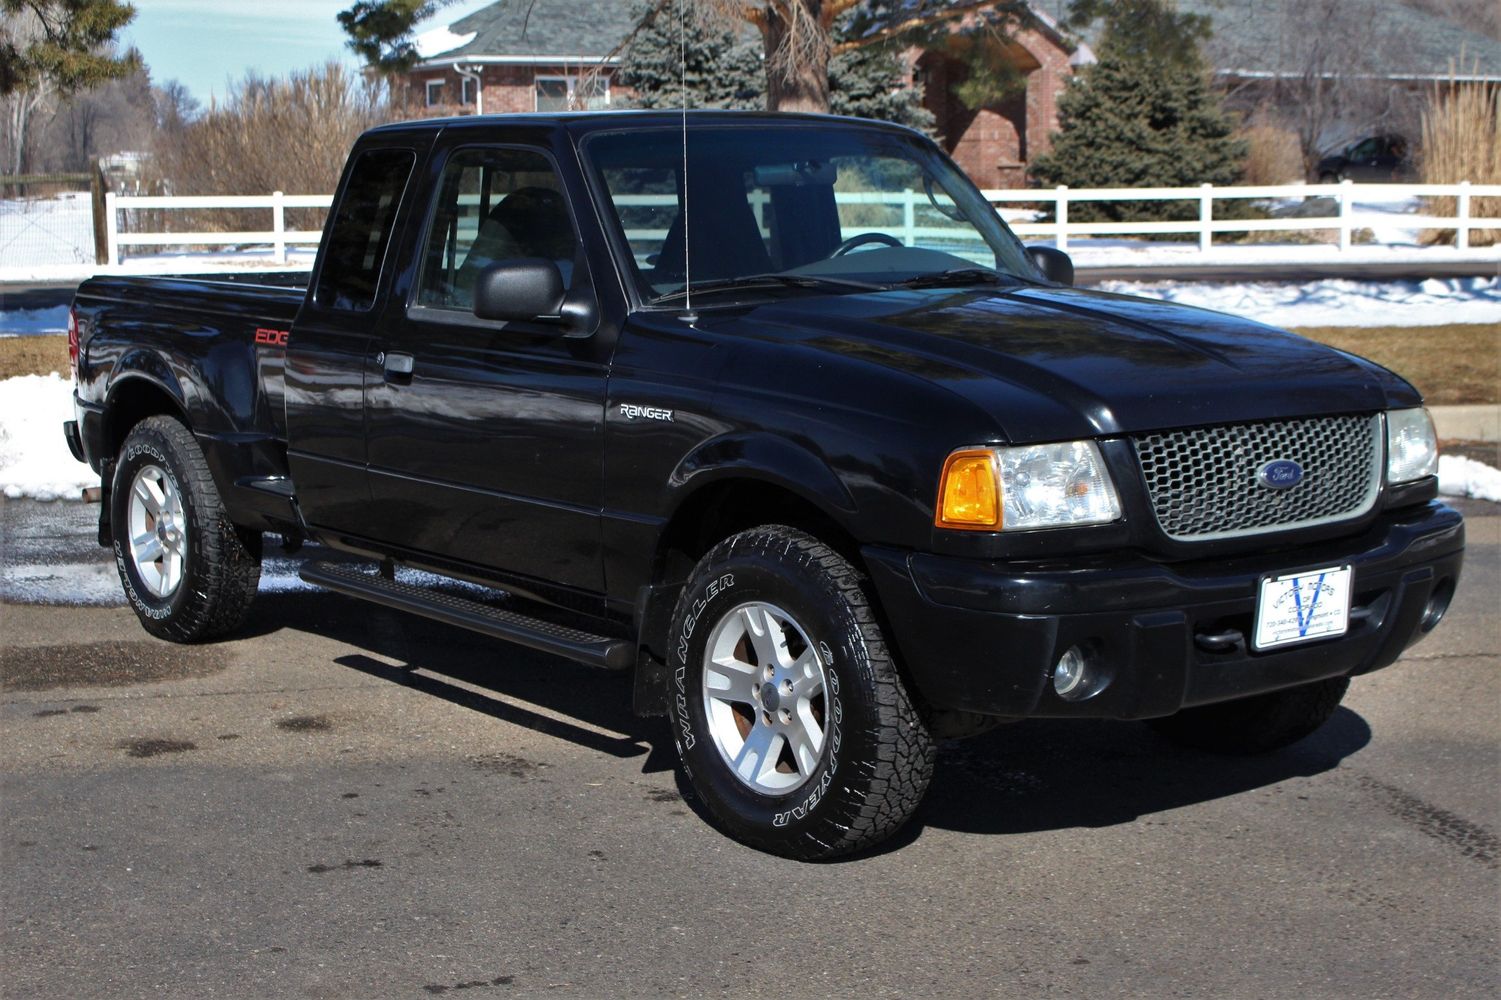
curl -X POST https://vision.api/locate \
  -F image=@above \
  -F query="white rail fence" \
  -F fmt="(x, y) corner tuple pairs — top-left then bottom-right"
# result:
(985, 181), (1501, 253)
(103, 182), (1500, 267)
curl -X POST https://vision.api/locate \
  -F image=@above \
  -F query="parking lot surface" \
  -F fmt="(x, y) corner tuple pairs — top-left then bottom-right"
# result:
(2, 496), (1497, 999)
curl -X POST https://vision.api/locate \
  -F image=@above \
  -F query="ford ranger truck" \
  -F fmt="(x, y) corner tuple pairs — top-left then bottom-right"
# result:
(63, 112), (1465, 860)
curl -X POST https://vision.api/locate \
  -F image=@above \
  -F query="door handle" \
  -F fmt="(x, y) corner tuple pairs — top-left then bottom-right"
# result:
(380, 351), (414, 383)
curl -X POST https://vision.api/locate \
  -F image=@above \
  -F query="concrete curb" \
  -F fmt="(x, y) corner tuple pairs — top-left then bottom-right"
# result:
(1431, 404), (1500, 443)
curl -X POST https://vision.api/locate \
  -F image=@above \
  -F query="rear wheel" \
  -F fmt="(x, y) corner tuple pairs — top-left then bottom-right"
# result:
(111, 415), (261, 642)
(1147, 677), (1350, 754)
(666, 525), (934, 860)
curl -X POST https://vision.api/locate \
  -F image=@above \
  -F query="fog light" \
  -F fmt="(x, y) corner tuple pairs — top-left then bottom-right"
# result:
(1053, 646), (1090, 700)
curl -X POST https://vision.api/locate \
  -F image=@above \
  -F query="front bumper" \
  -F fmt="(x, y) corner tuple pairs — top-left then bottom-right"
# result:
(864, 501), (1465, 720)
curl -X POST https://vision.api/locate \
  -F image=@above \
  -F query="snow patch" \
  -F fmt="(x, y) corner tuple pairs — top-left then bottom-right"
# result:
(415, 27), (477, 58)
(1096, 276), (1501, 328)
(1438, 454), (1501, 503)
(0, 373), (95, 500)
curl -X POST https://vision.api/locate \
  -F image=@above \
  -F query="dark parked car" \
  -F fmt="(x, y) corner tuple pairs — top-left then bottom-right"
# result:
(1317, 134), (1413, 183)
(64, 112), (1463, 860)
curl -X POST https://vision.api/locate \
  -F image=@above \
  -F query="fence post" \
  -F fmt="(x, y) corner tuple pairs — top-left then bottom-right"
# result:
(90, 165), (109, 265)
(1338, 179), (1354, 251)
(105, 192), (119, 266)
(902, 188), (916, 246)
(272, 191), (286, 264)
(1456, 181), (1471, 251)
(1198, 183), (1214, 253)
(1056, 185), (1069, 251)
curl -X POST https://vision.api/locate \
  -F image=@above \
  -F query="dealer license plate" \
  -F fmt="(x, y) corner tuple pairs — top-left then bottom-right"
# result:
(1253, 566), (1353, 651)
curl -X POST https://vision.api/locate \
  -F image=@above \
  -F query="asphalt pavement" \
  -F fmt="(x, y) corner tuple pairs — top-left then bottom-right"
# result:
(1, 496), (1498, 999)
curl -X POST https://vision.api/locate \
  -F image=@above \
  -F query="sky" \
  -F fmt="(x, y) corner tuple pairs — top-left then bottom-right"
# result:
(120, 0), (497, 104)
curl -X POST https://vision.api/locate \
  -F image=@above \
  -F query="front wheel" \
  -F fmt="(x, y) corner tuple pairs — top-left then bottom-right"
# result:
(666, 526), (935, 860)
(111, 415), (261, 642)
(1147, 677), (1350, 754)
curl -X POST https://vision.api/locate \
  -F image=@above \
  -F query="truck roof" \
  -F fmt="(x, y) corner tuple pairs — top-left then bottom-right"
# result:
(366, 109), (926, 141)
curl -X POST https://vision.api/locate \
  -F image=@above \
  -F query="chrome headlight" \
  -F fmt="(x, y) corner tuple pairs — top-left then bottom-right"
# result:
(1386, 408), (1438, 483)
(936, 441), (1121, 531)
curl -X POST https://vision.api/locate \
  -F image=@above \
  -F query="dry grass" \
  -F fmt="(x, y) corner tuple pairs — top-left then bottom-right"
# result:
(1291, 323), (1499, 405)
(1420, 79), (1500, 246)
(1240, 120), (1304, 186)
(0, 335), (69, 379)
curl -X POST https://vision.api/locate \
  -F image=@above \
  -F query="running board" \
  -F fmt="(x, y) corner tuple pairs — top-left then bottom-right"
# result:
(298, 561), (633, 671)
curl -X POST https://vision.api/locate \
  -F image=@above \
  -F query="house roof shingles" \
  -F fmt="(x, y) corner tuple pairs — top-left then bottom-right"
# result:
(421, 0), (644, 63)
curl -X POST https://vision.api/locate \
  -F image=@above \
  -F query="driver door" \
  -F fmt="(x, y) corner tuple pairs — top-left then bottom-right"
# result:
(363, 144), (608, 596)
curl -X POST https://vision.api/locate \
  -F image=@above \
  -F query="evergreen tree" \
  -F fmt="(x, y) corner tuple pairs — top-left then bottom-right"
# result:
(1029, 0), (1244, 223)
(616, 0), (763, 111)
(618, 0), (933, 131)
(1, 0), (138, 174)
(829, 38), (934, 132)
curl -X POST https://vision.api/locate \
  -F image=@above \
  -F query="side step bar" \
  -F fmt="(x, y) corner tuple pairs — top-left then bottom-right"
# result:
(298, 561), (634, 671)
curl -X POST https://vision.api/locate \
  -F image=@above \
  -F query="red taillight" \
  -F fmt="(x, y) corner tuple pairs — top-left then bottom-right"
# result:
(67, 307), (79, 381)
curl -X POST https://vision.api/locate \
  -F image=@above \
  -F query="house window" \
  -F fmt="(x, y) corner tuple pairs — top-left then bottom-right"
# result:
(425, 79), (445, 107)
(461, 75), (477, 106)
(534, 74), (610, 112)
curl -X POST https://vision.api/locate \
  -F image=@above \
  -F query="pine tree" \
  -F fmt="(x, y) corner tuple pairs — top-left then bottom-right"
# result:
(1030, 0), (1245, 223)
(616, 0), (764, 110)
(829, 41), (934, 133)
(1, 0), (139, 174)
(618, 0), (933, 131)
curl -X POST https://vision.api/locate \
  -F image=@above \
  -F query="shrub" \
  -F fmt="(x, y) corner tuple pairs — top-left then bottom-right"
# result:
(1239, 118), (1304, 186)
(1420, 77), (1499, 246)
(146, 63), (389, 238)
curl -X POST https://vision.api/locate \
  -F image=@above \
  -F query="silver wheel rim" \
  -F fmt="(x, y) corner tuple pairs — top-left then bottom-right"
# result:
(126, 463), (187, 599)
(701, 601), (829, 795)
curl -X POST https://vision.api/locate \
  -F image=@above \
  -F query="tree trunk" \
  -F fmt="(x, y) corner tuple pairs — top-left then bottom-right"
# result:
(761, 1), (832, 113)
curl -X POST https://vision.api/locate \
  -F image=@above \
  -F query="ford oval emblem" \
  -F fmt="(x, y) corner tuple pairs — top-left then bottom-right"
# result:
(1259, 459), (1304, 489)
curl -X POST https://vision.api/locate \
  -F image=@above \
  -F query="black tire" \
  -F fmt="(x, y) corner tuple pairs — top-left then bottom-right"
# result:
(666, 525), (934, 860)
(1147, 677), (1350, 755)
(111, 415), (261, 642)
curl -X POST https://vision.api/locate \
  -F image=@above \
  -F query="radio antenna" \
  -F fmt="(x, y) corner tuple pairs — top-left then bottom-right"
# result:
(679, 0), (696, 321)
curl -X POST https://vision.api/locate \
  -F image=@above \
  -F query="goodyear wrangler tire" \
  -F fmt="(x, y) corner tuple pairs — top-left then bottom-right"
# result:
(111, 415), (261, 642)
(667, 525), (935, 860)
(1147, 676), (1350, 754)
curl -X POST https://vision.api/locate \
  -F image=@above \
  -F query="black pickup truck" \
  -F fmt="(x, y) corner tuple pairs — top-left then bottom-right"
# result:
(65, 112), (1464, 859)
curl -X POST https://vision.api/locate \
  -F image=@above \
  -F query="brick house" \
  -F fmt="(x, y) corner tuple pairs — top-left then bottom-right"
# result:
(405, 0), (642, 116)
(406, 0), (1088, 187)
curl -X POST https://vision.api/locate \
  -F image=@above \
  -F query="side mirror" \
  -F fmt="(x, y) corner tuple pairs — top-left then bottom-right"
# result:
(1026, 245), (1074, 286)
(473, 259), (566, 323)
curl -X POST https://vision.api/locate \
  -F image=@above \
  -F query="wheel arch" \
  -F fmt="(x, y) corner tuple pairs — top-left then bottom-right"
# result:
(104, 372), (191, 460)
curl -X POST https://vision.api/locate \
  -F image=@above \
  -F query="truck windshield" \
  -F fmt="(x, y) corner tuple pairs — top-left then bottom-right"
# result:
(583, 125), (1035, 305)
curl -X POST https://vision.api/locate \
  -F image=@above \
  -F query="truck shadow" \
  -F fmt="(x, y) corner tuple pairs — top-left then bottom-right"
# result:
(870, 707), (1371, 855)
(244, 589), (673, 770)
(246, 588), (1372, 851)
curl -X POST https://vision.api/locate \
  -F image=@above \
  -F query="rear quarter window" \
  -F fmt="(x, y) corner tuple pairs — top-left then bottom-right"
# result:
(314, 148), (416, 312)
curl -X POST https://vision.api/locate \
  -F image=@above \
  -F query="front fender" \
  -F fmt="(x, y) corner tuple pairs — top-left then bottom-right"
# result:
(667, 431), (858, 517)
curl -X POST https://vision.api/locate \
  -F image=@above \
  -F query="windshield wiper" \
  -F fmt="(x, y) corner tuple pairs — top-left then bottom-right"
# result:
(896, 268), (1020, 290)
(649, 272), (885, 306)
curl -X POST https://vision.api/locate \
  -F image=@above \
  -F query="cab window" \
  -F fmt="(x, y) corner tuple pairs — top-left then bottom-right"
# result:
(315, 148), (415, 312)
(415, 147), (579, 313)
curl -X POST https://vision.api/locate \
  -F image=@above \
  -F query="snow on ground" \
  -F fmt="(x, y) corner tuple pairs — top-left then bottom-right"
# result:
(0, 373), (94, 500)
(1097, 276), (1501, 328)
(1438, 454), (1501, 503)
(0, 193), (95, 268)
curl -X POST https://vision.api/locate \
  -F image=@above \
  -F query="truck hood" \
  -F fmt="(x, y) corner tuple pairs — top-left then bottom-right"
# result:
(741, 284), (1418, 443)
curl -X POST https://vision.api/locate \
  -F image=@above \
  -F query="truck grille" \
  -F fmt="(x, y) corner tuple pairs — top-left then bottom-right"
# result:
(1133, 414), (1383, 541)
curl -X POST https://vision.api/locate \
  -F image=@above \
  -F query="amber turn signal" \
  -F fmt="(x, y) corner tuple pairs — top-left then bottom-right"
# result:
(935, 449), (1000, 530)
